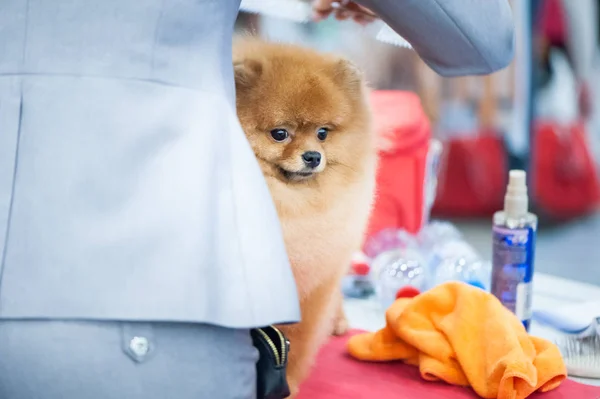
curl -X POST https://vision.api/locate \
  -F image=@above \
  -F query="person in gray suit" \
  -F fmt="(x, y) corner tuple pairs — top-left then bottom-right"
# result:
(0, 0), (513, 398)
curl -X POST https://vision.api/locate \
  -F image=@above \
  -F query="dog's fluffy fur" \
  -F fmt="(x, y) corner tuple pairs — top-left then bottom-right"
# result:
(234, 38), (377, 397)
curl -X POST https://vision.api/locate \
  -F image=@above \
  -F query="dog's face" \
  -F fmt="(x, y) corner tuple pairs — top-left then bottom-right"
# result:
(234, 41), (371, 185)
(239, 109), (331, 182)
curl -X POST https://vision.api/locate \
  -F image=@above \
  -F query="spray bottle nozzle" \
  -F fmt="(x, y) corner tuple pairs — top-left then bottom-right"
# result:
(504, 169), (529, 218)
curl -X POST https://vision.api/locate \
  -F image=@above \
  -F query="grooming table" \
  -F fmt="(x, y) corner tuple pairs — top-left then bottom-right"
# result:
(298, 331), (600, 399)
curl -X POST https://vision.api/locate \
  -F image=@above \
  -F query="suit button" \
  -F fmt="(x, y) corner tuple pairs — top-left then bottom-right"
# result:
(129, 336), (150, 357)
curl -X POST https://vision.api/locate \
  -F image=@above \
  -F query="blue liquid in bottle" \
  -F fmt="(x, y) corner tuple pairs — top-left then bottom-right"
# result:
(490, 170), (537, 331)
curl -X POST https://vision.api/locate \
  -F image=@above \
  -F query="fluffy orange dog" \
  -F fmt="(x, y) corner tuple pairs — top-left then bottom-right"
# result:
(234, 38), (377, 397)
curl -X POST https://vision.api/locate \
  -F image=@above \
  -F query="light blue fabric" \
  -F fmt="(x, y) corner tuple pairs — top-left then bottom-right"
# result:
(0, 0), (300, 328)
(0, 320), (258, 399)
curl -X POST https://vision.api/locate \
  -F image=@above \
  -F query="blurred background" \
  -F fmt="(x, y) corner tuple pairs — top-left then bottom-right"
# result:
(235, 0), (600, 286)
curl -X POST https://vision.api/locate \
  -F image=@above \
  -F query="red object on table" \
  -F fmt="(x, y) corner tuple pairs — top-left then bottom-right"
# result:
(395, 286), (420, 299)
(364, 91), (431, 244)
(298, 330), (600, 399)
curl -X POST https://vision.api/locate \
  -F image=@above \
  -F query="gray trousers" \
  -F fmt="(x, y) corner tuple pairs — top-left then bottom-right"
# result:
(0, 321), (257, 399)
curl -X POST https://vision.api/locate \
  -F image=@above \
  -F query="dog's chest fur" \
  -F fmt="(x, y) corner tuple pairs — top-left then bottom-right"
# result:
(270, 169), (377, 299)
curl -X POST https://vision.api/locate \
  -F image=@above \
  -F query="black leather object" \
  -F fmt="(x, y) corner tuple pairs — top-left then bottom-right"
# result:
(251, 327), (291, 399)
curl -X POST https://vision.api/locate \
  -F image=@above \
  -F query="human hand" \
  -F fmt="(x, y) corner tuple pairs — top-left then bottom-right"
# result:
(311, 0), (377, 25)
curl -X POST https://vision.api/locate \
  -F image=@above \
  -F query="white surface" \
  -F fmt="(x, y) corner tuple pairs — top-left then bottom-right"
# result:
(344, 272), (600, 386)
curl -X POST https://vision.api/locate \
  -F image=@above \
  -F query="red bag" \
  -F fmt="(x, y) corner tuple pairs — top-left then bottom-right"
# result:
(432, 132), (507, 217)
(532, 121), (600, 219)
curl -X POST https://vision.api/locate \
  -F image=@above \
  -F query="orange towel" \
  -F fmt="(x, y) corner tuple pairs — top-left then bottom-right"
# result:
(347, 282), (567, 399)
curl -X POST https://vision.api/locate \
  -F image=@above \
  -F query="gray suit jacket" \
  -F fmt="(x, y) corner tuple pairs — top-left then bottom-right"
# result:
(358, 0), (515, 76)
(0, 0), (513, 327)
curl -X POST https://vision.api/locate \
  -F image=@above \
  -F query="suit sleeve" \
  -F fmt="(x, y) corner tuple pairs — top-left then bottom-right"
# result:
(355, 0), (515, 77)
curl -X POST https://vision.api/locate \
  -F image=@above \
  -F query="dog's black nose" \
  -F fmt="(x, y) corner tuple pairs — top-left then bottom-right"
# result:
(302, 151), (321, 168)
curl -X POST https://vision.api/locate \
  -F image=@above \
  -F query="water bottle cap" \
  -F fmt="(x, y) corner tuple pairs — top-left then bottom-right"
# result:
(396, 286), (421, 299)
(352, 262), (370, 276)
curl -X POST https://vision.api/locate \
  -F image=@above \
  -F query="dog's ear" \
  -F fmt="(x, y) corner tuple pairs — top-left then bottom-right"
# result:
(333, 58), (363, 93)
(233, 58), (263, 90)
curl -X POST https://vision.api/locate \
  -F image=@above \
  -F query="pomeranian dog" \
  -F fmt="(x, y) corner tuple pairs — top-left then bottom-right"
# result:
(234, 37), (377, 397)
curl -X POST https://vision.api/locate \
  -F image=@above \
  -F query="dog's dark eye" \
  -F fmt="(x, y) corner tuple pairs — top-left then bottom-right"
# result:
(317, 127), (328, 141)
(270, 129), (289, 142)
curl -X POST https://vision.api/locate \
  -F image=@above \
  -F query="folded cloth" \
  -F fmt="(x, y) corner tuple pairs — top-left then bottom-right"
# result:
(347, 282), (567, 399)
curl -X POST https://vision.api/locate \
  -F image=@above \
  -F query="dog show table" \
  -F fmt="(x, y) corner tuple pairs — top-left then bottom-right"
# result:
(343, 272), (600, 387)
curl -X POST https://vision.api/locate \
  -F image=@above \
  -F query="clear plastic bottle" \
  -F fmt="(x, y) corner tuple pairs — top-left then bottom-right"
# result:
(420, 221), (491, 290)
(421, 140), (443, 227)
(431, 257), (492, 291)
(491, 170), (538, 331)
(370, 246), (427, 309)
(418, 220), (463, 250)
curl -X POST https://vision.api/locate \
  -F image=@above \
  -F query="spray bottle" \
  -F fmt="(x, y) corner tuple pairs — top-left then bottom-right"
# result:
(491, 170), (537, 331)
